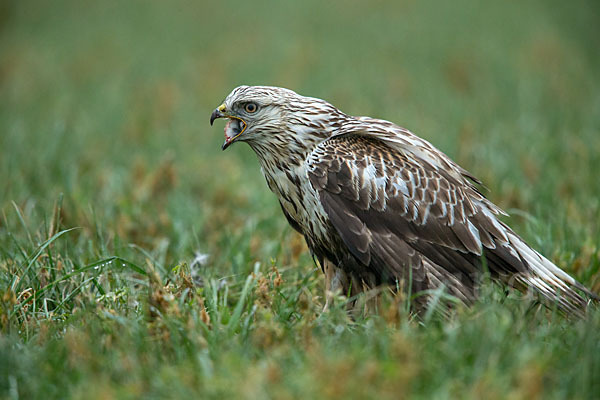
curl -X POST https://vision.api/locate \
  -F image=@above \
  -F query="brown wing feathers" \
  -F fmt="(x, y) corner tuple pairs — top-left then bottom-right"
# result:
(307, 134), (592, 312)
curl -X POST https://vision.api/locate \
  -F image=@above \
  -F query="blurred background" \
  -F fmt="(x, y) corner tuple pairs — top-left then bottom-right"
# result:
(1, 1), (600, 398)
(1, 0), (599, 279)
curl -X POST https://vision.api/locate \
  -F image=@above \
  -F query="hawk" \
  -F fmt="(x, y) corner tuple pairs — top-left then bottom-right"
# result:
(210, 85), (596, 315)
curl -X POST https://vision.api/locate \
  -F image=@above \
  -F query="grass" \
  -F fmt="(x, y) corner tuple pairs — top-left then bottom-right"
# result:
(1, 0), (600, 398)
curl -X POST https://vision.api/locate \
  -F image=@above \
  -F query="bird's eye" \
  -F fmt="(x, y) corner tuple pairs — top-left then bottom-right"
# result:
(244, 102), (258, 113)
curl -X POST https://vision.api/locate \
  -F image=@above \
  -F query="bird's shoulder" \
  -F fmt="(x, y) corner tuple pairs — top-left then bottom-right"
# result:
(306, 129), (510, 258)
(306, 131), (475, 218)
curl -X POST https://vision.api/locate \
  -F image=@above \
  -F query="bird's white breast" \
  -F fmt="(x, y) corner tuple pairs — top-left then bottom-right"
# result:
(261, 163), (330, 240)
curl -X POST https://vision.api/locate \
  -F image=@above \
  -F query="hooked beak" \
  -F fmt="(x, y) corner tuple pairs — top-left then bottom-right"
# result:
(210, 104), (225, 126)
(209, 103), (247, 150)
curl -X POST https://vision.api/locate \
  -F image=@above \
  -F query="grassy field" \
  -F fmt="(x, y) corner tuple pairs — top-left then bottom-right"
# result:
(1, 0), (600, 398)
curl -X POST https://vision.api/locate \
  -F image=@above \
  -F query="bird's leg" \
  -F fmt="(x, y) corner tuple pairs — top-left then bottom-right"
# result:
(360, 272), (380, 315)
(323, 259), (349, 311)
(346, 272), (380, 317)
(322, 261), (379, 315)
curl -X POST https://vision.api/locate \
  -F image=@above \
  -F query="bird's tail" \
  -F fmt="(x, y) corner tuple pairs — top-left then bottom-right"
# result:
(505, 231), (598, 316)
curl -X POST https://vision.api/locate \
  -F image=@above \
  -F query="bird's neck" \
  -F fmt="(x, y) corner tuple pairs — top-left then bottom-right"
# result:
(250, 108), (346, 166)
(249, 136), (316, 170)
(248, 106), (348, 206)
(247, 127), (328, 210)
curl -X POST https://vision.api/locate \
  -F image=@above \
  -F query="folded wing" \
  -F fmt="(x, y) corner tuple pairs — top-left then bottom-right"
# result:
(307, 133), (593, 314)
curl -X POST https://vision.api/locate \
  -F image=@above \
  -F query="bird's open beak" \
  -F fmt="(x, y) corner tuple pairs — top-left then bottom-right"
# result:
(210, 103), (247, 150)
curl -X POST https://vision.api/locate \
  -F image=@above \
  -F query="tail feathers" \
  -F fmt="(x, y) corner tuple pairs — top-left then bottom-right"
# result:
(508, 232), (598, 316)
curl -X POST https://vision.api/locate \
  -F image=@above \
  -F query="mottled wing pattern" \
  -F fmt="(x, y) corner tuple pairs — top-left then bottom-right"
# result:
(307, 133), (591, 311)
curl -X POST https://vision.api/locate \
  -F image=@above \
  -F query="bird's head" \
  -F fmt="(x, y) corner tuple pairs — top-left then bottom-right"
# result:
(209, 86), (296, 150)
(210, 85), (345, 151)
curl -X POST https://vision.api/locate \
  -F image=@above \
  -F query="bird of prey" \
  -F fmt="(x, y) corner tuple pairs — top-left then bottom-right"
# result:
(210, 85), (596, 315)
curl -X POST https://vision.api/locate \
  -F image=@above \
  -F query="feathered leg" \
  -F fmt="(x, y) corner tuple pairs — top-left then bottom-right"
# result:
(323, 259), (349, 311)
(323, 259), (381, 315)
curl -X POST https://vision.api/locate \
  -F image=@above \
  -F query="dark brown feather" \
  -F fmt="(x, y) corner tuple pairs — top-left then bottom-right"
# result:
(306, 133), (592, 311)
